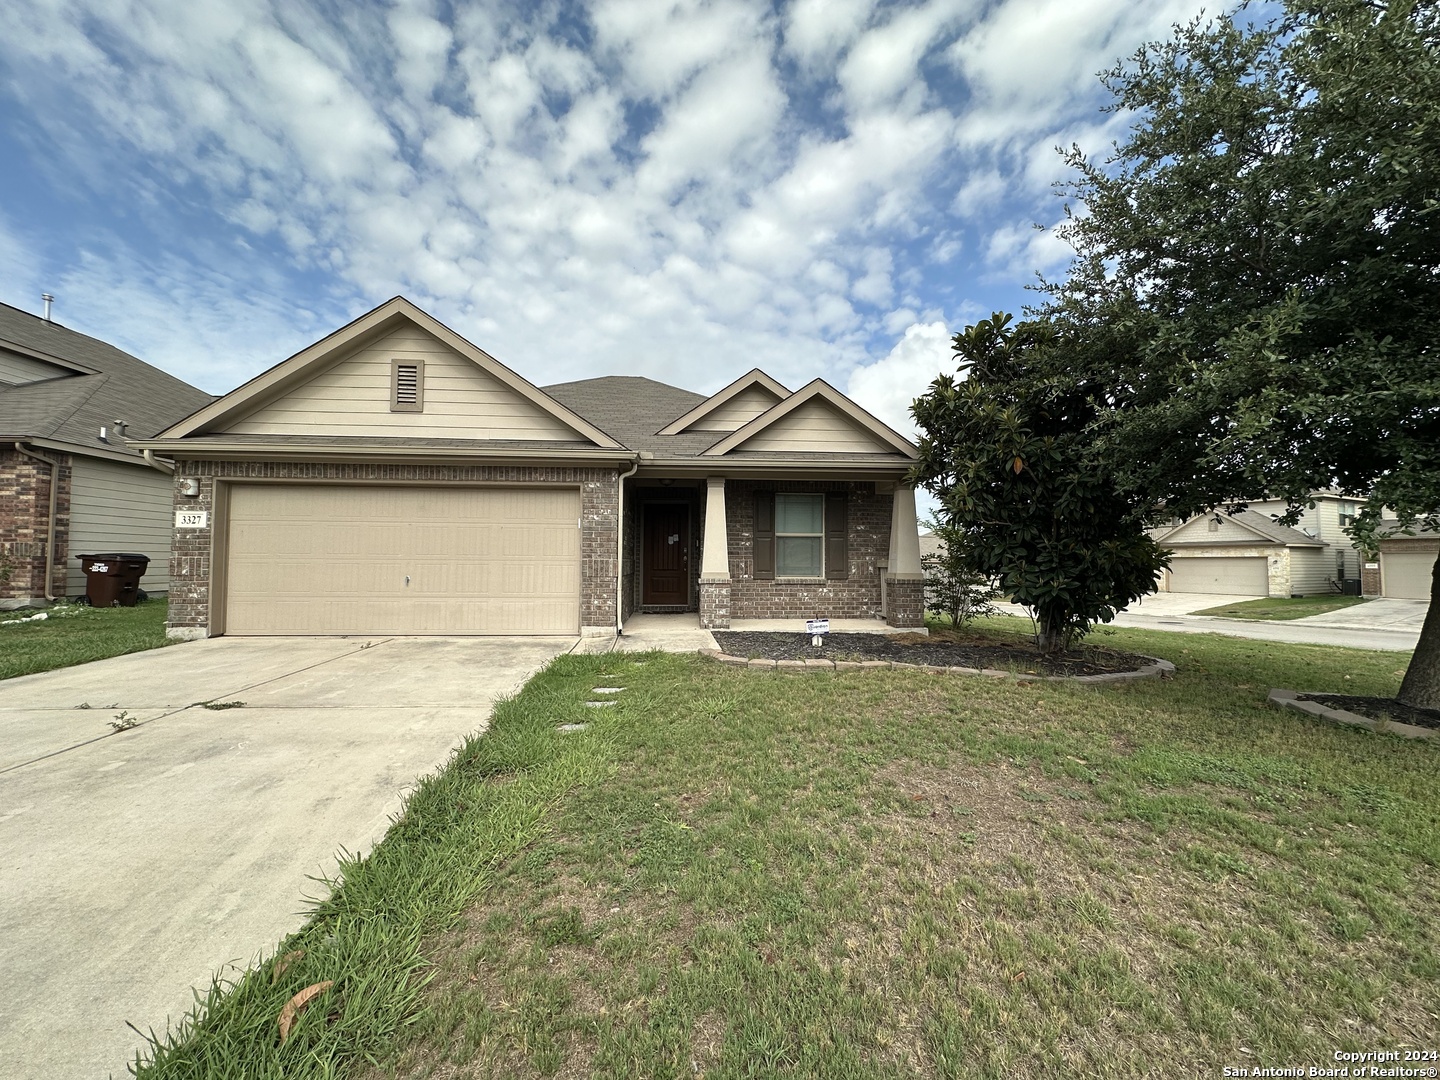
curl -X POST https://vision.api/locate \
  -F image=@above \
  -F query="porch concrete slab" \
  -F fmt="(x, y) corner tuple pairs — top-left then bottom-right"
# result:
(615, 613), (716, 653)
(0, 636), (572, 1080)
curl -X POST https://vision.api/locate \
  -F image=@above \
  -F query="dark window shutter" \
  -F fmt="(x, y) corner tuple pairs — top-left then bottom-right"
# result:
(754, 492), (775, 580)
(825, 492), (848, 579)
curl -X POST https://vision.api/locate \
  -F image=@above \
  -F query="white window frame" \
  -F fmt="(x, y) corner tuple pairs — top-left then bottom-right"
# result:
(775, 492), (824, 579)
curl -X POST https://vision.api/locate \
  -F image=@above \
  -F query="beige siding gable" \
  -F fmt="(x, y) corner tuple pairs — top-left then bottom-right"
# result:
(731, 398), (896, 454)
(1165, 515), (1275, 545)
(0, 347), (71, 385)
(224, 326), (584, 442)
(686, 385), (783, 432)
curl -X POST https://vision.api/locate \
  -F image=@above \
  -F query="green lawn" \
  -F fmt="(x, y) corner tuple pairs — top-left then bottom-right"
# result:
(134, 624), (1437, 1079)
(0, 598), (173, 680)
(1190, 595), (1372, 621)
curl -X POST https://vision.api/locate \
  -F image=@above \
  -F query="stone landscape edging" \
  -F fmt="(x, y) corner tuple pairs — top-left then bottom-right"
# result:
(700, 649), (1175, 684)
(1268, 688), (1439, 742)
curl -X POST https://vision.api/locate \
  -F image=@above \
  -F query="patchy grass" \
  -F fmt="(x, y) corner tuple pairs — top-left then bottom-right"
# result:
(1190, 595), (1372, 621)
(341, 626), (1435, 1080)
(0, 598), (172, 680)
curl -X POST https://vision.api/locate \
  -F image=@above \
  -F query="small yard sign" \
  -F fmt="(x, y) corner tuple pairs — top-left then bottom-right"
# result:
(806, 618), (829, 647)
(175, 510), (209, 528)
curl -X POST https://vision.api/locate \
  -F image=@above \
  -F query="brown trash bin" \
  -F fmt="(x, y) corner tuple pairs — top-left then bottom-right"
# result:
(77, 553), (150, 607)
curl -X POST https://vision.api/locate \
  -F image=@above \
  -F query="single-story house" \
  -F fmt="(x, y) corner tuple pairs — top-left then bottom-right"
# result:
(0, 300), (214, 608)
(1154, 510), (1333, 597)
(131, 297), (926, 639)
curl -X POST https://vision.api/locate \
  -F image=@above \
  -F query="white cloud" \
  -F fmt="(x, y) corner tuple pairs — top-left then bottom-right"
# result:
(0, 0), (1210, 405)
(847, 320), (954, 438)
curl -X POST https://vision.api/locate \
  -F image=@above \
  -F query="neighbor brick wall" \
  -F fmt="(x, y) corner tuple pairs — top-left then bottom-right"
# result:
(0, 446), (72, 604)
(721, 479), (888, 620)
(167, 461), (620, 634)
(1361, 561), (1382, 597)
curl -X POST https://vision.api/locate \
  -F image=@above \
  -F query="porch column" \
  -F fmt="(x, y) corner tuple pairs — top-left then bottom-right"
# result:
(885, 484), (925, 628)
(699, 476), (731, 629)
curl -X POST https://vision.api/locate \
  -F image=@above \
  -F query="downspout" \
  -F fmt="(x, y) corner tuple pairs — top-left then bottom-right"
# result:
(14, 442), (59, 602)
(615, 457), (641, 635)
(141, 448), (176, 475)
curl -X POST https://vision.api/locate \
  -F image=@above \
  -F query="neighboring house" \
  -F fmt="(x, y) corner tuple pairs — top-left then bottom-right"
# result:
(1245, 492), (1366, 581)
(1154, 510), (1333, 597)
(131, 297), (925, 639)
(0, 301), (214, 608)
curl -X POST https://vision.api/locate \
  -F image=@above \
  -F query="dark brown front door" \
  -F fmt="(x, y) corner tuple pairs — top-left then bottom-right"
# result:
(643, 503), (690, 606)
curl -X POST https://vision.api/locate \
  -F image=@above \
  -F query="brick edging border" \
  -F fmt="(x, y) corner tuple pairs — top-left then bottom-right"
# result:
(700, 649), (1175, 684)
(1267, 688), (1439, 742)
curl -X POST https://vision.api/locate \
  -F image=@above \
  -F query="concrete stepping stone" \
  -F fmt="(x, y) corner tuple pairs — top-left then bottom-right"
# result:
(557, 723), (589, 733)
(585, 700), (616, 708)
(591, 687), (624, 694)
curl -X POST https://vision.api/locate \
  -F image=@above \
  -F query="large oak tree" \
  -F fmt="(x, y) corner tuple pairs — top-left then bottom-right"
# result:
(1037, 0), (1440, 706)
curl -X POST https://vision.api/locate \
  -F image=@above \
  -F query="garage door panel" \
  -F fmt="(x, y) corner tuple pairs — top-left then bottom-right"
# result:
(225, 485), (581, 635)
(1169, 556), (1269, 596)
(1383, 551), (1436, 600)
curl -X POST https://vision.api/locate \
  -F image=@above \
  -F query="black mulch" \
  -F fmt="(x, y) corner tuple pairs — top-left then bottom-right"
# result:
(711, 631), (1157, 677)
(1298, 694), (1440, 732)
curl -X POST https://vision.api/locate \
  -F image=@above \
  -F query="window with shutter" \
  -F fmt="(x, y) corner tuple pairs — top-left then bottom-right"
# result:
(391, 360), (424, 412)
(775, 493), (824, 577)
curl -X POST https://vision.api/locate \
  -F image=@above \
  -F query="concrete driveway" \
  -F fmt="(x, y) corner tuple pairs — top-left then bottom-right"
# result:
(0, 634), (574, 1079)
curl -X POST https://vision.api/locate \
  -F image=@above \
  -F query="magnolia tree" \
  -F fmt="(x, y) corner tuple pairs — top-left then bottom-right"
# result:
(1032, 0), (1440, 705)
(910, 315), (1169, 653)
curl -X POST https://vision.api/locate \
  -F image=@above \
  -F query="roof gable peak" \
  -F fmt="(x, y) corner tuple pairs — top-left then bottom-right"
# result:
(657, 368), (789, 435)
(701, 378), (918, 458)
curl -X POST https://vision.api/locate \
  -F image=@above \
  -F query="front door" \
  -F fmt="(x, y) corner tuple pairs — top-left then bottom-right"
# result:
(643, 503), (690, 606)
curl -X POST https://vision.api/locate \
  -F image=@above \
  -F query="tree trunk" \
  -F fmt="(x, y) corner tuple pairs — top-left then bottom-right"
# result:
(1396, 554), (1440, 710)
(1035, 607), (1065, 655)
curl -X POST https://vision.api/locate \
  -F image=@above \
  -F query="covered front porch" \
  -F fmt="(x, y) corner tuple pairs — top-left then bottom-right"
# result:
(619, 473), (926, 631)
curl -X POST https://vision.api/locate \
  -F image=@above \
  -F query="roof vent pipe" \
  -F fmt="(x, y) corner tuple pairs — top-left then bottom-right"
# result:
(41, 294), (54, 322)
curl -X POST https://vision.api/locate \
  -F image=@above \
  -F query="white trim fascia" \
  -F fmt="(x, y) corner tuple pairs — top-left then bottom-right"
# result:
(656, 369), (790, 435)
(700, 378), (919, 458)
(155, 297), (625, 449)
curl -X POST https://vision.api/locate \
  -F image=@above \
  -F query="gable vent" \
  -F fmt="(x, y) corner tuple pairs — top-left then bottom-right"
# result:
(391, 360), (424, 412)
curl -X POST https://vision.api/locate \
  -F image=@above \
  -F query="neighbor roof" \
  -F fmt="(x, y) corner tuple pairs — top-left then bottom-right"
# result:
(0, 301), (213, 461)
(1158, 509), (1325, 547)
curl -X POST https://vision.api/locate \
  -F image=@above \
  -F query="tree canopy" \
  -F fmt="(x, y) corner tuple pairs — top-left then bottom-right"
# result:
(1031, 0), (1440, 705)
(910, 314), (1168, 653)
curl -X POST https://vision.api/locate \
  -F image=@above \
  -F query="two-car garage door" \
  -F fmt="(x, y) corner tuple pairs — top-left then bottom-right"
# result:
(1168, 556), (1270, 596)
(224, 485), (580, 635)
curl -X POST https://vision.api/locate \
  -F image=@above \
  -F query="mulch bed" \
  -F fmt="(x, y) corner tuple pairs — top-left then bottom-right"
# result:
(1297, 694), (1440, 732)
(711, 631), (1156, 677)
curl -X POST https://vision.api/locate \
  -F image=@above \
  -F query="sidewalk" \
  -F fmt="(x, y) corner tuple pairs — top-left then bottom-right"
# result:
(991, 596), (1420, 653)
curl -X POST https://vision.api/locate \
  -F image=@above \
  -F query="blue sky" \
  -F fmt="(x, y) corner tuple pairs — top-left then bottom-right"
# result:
(0, 0), (1210, 443)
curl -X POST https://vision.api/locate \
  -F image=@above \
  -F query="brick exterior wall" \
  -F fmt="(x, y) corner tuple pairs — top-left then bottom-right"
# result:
(884, 576), (925, 628)
(1361, 561), (1382, 597)
(167, 460), (620, 634)
(0, 446), (72, 605)
(698, 579), (731, 629)
(721, 479), (889, 620)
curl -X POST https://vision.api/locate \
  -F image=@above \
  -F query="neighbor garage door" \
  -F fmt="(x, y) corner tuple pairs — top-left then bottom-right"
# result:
(1382, 551), (1437, 600)
(224, 485), (580, 635)
(1168, 556), (1269, 596)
